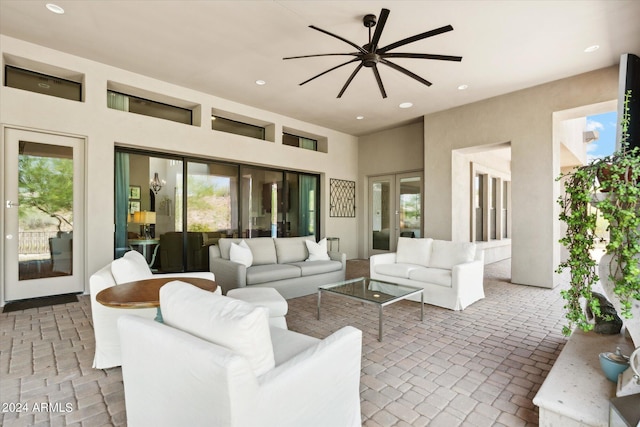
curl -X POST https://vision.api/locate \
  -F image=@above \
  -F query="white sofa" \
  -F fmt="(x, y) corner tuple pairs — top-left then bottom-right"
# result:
(370, 237), (485, 311)
(89, 250), (218, 369)
(118, 281), (363, 427)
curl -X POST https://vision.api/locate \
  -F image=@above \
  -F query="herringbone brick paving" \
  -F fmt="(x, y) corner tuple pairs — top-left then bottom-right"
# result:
(0, 259), (569, 426)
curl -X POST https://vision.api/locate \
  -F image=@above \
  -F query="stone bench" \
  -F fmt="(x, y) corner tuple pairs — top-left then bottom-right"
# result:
(533, 328), (634, 426)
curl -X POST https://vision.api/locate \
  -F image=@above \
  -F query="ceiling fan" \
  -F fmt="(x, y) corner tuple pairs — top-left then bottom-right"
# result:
(283, 8), (462, 99)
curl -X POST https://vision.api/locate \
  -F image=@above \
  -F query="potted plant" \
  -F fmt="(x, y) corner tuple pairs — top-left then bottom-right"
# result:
(557, 90), (640, 336)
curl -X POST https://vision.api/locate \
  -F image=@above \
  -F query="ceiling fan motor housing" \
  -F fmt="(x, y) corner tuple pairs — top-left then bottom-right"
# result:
(363, 14), (377, 28)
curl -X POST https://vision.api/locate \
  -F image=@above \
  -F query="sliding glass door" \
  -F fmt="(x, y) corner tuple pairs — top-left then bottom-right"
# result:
(115, 149), (320, 272)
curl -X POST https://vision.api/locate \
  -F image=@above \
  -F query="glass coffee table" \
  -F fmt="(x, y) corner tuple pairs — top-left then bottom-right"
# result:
(318, 277), (423, 341)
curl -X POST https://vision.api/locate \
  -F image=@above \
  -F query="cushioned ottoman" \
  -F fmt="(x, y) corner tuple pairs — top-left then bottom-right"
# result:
(227, 287), (288, 329)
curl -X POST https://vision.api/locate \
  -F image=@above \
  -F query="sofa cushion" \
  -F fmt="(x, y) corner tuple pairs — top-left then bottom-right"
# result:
(246, 264), (301, 285)
(111, 252), (153, 284)
(374, 263), (420, 279)
(305, 238), (330, 261)
(230, 240), (253, 267)
(218, 238), (244, 260)
(290, 260), (343, 276)
(274, 236), (313, 264)
(396, 237), (433, 267)
(245, 238), (277, 265)
(408, 267), (452, 287)
(428, 240), (476, 270)
(160, 281), (275, 376)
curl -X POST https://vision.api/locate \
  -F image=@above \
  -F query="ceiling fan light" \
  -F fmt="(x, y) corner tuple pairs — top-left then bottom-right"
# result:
(399, 102), (413, 109)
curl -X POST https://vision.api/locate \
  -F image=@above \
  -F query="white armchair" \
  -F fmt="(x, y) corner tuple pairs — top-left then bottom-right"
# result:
(89, 250), (218, 369)
(118, 281), (363, 427)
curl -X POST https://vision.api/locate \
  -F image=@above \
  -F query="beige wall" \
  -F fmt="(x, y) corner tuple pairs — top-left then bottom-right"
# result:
(0, 36), (359, 303)
(357, 121), (424, 258)
(423, 66), (618, 288)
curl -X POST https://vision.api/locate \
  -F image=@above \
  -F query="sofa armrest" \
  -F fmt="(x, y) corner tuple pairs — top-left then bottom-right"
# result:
(118, 315), (258, 427)
(369, 252), (397, 276)
(452, 259), (484, 290)
(370, 252), (397, 265)
(328, 251), (346, 269)
(255, 326), (363, 427)
(209, 258), (247, 294)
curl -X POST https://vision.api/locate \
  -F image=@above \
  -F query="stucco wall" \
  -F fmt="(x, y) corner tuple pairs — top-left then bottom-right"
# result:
(0, 35), (359, 303)
(423, 66), (618, 288)
(357, 121), (424, 258)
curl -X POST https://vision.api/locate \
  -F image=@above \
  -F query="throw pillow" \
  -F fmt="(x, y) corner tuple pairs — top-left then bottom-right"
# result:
(396, 237), (433, 267)
(160, 281), (275, 376)
(111, 255), (153, 284)
(305, 238), (330, 261)
(428, 240), (476, 270)
(230, 240), (253, 267)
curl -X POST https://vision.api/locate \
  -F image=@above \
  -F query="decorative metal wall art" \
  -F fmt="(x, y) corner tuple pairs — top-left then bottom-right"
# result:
(330, 178), (356, 217)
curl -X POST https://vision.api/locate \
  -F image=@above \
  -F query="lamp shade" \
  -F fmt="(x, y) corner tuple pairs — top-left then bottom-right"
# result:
(133, 211), (156, 225)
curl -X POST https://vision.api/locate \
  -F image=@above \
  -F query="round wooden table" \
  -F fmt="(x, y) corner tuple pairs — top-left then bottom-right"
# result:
(96, 277), (217, 322)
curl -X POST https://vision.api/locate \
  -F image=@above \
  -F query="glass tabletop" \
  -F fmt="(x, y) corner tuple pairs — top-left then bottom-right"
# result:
(319, 277), (422, 304)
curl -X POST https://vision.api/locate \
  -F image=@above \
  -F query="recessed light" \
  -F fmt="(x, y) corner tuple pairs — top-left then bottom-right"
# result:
(584, 45), (599, 53)
(255, 80), (266, 85)
(46, 3), (65, 14)
(458, 84), (469, 90)
(356, 116), (364, 120)
(399, 102), (413, 109)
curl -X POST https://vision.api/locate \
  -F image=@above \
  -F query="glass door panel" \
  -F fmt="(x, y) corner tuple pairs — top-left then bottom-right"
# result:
(285, 172), (318, 237)
(241, 166), (282, 238)
(398, 175), (422, 238)
(4, 128), (85, 301)
(184, 161), (239, 270)
(370, 176), (393, 254)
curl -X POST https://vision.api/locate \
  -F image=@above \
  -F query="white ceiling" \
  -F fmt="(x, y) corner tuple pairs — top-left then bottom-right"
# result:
(1, 1), (639, 136)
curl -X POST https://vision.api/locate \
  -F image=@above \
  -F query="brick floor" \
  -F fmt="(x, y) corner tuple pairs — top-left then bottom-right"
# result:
(0, 259), (569, 426)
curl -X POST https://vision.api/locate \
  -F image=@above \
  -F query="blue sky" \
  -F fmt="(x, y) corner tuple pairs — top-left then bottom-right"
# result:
(585, 111), (617, 161)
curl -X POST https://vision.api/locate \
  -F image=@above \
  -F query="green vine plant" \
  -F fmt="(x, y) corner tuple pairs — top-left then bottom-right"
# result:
(557, 90), (640, 336)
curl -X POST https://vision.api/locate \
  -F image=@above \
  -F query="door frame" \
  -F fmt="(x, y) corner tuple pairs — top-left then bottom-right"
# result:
(367, 171), (423, 257)
(2, 126), (86, 305)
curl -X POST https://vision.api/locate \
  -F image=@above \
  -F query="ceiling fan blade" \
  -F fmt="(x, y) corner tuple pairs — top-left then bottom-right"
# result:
(372, 65), (387, 98)
(380, 59), (432, 86)
(382, 52), (462, 62)
(309, 25), (367, 54)
(283, 53), (360, 60)
(299, 58), (360, 86)
(378, 25), (454, 54)
(337, 63), (364, 98)
(370, 8), (390, 52)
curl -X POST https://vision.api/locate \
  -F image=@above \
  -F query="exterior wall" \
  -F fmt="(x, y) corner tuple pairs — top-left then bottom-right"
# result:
(357, 121), (424, 258)
(423, 66), (618, 288)
(0, 36), (358, 304)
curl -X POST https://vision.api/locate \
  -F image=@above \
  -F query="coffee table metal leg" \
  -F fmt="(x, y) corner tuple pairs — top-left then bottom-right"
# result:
(317, 290), (322, 320)
(155, 307), (163, 323)
(420, 291), (424, 321)
(378, 305), (384, 341)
